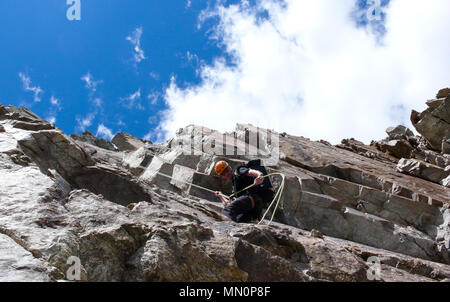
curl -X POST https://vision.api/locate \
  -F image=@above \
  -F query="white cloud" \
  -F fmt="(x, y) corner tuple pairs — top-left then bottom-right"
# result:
(50, 96), (60, 106)
(81, 72), (102, 93)
(96, 123), (114, 140)
(147, 91), (160, 105)
(142, 132), (152, 141)
(120, 89), (143, 110)
(76, 112), (96, 132)
(142, 125), (164, 143)
(18, 73), (44, 102)
(159, 0), (450, 144)
(92, 97), (102, 107)
(77, 73), (104, 132)
(149, 72), (160, 80)
(47, 116), (56, 125)
(126, 27), (146, 65)
(46, 95), (62, 125)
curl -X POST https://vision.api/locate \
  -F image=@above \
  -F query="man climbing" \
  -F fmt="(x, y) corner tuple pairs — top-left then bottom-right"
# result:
(214, 159), (274, 223)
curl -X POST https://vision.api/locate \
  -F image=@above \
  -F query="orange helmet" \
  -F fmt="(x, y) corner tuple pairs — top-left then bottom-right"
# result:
(214, 160), (229, 175)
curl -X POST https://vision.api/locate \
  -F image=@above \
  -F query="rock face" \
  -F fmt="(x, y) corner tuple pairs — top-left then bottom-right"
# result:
(410, 94), (449, 152)
(437, 88), (450, 99)
(112, 132), (149, 152)
(0, 95), (449, 282)
(70, 130), (117, 151)
(397, 159), (450, 185)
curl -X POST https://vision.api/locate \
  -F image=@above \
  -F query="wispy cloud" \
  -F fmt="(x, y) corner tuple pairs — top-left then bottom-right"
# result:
(126, 27), (146, 65)
(81, 72), (102, 93)
(50, 96), (60, 107)
(76, 72), (104, 133)
(47, 116), (56, 124)
(46, 95), (62, 125)
(96, 123), (114, 140)
(186, 51), (200, 64)
(92, 97), (102, 107)
(120, 88), (144, 110)
(147, 91), (160, 105)
(149, 71), (160, 80)
(18, 72), (44, 102)
(142, 123), (165, 143)
(76, 112), (96, 132)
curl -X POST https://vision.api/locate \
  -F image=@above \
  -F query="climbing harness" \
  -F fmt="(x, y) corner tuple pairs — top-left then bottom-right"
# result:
(153, 169), (285, 226)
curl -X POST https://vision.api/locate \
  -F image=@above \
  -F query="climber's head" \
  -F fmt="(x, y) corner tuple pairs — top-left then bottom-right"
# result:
(215, 160), (232, 180)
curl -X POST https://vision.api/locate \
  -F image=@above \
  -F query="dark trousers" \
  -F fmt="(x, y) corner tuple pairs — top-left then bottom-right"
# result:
(222, 195), (261, 223)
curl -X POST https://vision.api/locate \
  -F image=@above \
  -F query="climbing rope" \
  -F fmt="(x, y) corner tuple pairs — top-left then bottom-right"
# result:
(152, 169), (285, 226)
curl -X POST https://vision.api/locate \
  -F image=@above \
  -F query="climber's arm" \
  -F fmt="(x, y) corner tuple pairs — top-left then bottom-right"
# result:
(215, 191), (231, 207)
(247, 169), (264, 186)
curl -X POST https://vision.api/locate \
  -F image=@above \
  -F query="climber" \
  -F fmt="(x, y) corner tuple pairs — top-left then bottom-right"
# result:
(214, 159), (274, 223)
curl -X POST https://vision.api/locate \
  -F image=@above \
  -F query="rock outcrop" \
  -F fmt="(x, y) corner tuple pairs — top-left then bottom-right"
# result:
(0, 89), (449, 282)
(112, 132), (149, 152)
(70, 130), (118, 151)
(410, 92), (449, 152)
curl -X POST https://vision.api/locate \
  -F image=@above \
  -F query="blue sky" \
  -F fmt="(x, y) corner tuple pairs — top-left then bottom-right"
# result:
(1, 1), (448, 144)
(0, 0), (229, 141)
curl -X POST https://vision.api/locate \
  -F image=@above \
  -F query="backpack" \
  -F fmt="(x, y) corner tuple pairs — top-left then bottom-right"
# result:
(232, 159), (274, 205)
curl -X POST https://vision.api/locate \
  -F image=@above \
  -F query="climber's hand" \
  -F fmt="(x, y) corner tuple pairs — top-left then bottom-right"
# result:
(215, 191), (230, 207)
(254, 176), (264, 186)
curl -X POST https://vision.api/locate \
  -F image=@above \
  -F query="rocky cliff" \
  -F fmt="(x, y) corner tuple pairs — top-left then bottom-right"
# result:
(0, 89), (449, 282)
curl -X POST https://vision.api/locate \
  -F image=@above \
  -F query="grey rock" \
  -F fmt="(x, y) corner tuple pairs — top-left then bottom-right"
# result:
(437, 88), (450, 99)
(397, 158), (450, 185)
(443, 138), (450, 155)
(122, 146), (154, 176)
(384, 139), (414, 159)
(441, 175), (450, 188)
(411, 95), (450, 152)
(386, 125), (414, 140)
(112, 133), (147, 152)
(1, 102), (450, 282)
(0, 234), (55, 282)
(71, 130), (117, 151)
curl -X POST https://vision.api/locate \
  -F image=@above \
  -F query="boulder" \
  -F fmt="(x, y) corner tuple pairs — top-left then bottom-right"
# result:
(383, 139), (414, 159)
(71, 130), (117, 151)
(386, 125), (414, 140)
(437, 88), (450, 99)
(112, 133), (147, 152)
(397, 158), (450, 185)
(411, 95), (450, 152)
(0, 105), (46, 123)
